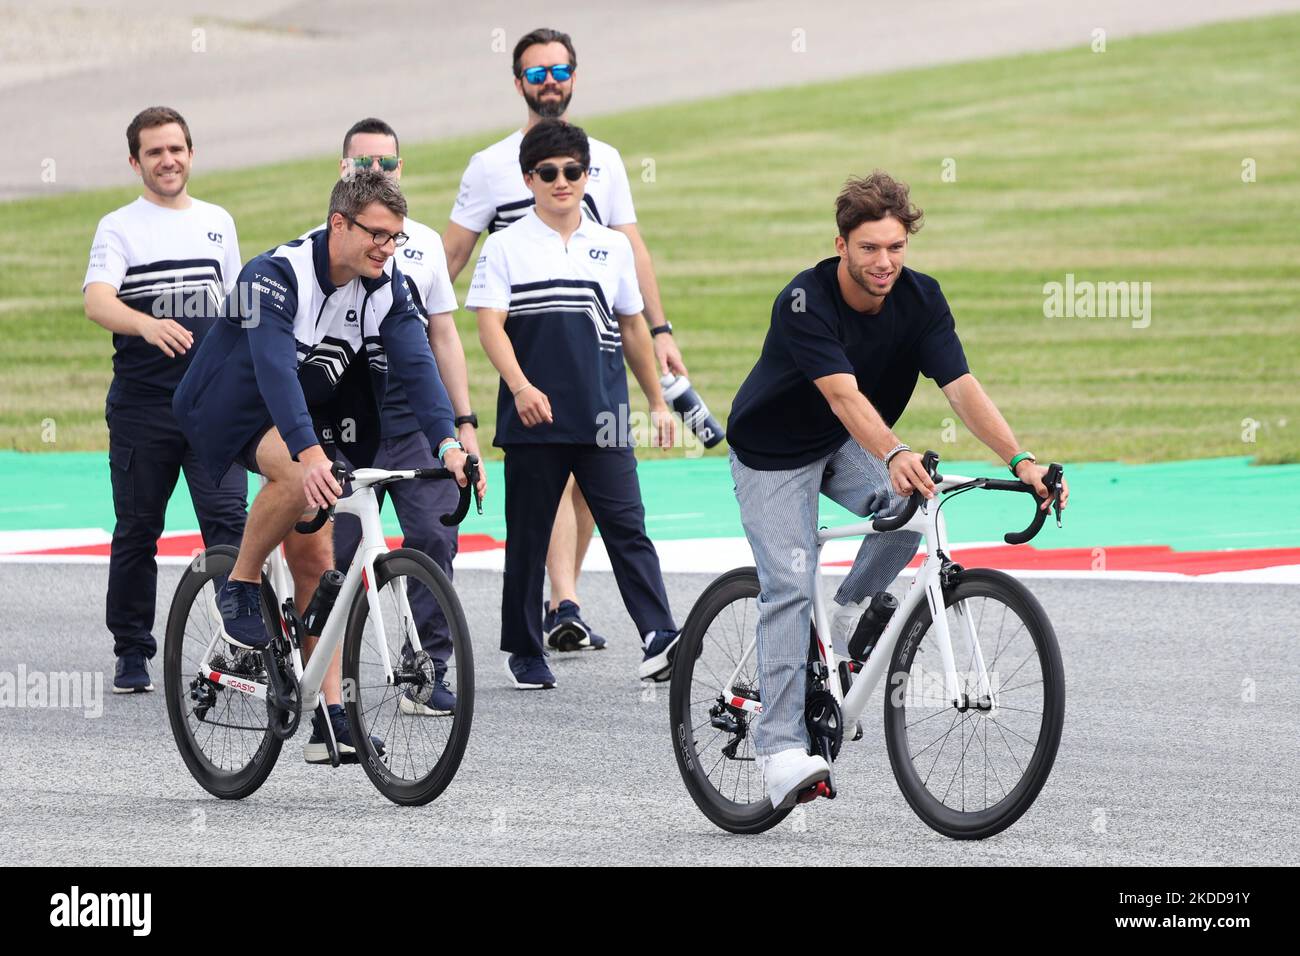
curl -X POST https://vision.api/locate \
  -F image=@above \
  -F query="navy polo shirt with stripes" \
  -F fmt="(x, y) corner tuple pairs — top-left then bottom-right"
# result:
(465, 208), (644, 446)
(84, 196), (241, 405)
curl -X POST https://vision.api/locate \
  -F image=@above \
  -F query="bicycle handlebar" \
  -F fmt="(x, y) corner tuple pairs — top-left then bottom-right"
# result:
(869, 450), (1065, 546)
(1000, 462), (1064, 545)
(292, 455), (481, 535)
(871, 450), (941, 532)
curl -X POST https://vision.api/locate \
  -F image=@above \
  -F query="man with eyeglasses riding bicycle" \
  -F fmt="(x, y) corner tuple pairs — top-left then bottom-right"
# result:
(726, 171), (1070, 810)
(172, 170), (471, 764)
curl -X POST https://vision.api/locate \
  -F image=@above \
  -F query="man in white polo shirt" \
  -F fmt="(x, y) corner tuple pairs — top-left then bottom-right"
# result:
(444, 27), (688, 654)
(467, 120), (682, 689)
(326, 118), (486, 718)
(83, 106), (248, 695)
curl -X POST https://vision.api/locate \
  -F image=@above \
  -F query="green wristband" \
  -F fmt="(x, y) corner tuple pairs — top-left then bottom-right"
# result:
(1008, 452), (1035, 475)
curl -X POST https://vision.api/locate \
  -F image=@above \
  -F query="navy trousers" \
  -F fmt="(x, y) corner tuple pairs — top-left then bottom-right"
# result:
(332, 431), (459, 664)
(500, 443), (675, 656)
(106, 401), (248, 658)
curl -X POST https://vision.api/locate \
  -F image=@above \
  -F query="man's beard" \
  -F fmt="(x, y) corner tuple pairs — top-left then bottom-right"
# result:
(849, 261), (887, 297)
(524, 87), (571, 119)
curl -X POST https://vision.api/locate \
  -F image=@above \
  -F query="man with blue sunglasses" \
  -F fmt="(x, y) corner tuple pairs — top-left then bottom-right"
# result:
(444, 27), (689, 656)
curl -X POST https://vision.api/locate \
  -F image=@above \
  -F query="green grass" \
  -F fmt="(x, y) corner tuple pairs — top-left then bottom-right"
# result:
(3, 14), (1299, 463)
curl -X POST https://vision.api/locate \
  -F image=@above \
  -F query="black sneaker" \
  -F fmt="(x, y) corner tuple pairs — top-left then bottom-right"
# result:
(505, 653), (556, 690)
(399, 659), (456, 716)
(216, 579), (270, 650)
(303, 703), (385, 764)
(638, 629), (681, 682)
(545, 600), (607, 652)
(112, 653), (153, 694)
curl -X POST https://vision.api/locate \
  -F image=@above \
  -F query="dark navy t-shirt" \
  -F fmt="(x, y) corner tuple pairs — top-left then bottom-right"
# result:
(727, 259), (969, 470)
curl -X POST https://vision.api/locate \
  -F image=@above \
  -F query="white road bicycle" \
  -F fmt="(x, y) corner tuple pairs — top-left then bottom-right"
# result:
(669, 451), (1066, 838)
(164, 458), (481, 805)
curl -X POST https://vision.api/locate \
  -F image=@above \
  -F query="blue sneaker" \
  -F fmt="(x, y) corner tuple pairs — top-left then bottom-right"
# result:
(400, 660), (456, 716)
(545, 600), (607, 652)
(638, 629), (681, 682)
(304, 703), (386, 764)
(112, 653), (154, 694)
(216, 579), (270, 649)
(505, 653), (556, 690)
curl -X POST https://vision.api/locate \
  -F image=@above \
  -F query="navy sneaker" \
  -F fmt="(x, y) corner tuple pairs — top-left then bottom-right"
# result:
(400, 659), (456, 716)
(216, 579), (270, 649)
(505, 653), (556, 690)
(112, 653), (153, 694)
(303, 703), (386, 764)
(638, 629), (681, 682)
(545, 600), (607, 652)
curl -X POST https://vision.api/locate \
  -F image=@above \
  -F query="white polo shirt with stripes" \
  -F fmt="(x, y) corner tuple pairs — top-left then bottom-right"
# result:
(450, 128), (637, 235)
(84, 196), (240, 404)
(466, 207), (644, 446)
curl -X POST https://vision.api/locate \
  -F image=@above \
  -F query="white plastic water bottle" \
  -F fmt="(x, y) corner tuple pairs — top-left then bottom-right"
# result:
(660, 374), (724, 448)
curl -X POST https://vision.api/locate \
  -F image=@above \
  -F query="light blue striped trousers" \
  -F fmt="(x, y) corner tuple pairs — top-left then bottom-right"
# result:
(730, 438), (921, 755)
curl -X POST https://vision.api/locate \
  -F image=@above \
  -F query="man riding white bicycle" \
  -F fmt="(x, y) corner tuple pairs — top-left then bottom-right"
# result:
(172, 170), (471, 763)
(726, 171), (1070, 810)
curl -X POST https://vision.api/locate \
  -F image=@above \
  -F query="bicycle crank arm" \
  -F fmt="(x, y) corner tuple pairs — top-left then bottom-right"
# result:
(261, 647), (302, 741)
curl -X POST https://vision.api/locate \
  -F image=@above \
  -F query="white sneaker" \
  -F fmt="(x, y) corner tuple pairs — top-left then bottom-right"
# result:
(759, 748), (831, 810)
(829, 600), (864, 658)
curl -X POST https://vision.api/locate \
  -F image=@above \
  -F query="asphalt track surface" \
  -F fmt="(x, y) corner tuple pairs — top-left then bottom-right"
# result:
(2, 562), (1296, 866)
(7, 0), (1300, 198)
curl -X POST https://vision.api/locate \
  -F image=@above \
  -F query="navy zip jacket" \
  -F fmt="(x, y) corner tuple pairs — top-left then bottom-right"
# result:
(174, 229), (455, 482)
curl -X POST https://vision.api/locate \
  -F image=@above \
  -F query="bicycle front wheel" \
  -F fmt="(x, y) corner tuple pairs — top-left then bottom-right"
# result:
(669, 568), (791, 834)
(163, 545), (283, 799)
(341, 548), (474, 806)
(883, 568), (1064, 839)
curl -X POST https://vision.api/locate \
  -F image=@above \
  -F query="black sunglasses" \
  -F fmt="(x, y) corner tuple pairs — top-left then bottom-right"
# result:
(528, 162), (587, 184)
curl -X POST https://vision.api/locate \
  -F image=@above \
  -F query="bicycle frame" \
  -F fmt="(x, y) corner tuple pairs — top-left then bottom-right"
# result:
(199, 469), (420, 712)
(720, 472), (999, 733)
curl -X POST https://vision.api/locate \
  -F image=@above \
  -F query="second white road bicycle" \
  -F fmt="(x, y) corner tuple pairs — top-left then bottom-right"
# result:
(670, 452), (1066, 838)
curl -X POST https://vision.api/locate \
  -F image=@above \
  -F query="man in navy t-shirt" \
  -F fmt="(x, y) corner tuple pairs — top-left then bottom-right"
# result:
(728, 171), (1070, 811)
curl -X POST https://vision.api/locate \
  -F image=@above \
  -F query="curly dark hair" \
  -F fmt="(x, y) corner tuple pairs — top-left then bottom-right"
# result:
(835, 171), (924, 237)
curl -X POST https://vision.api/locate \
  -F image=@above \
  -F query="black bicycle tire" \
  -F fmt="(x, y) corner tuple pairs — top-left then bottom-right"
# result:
(669, 567), (791, 834)
(341, 548), (474, 806)
(883, 568), (1065, 839)
(163, 545), (283, 800)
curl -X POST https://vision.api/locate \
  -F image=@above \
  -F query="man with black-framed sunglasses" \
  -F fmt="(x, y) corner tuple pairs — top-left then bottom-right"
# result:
(443, 26), (691, 657)
(468, 120), (682, 690)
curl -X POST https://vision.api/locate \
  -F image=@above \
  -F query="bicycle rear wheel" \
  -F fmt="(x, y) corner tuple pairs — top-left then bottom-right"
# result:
(883, 568), (1064, 839)
(163, 545), (283, 799)
(669, 568), (791, 834)
(341, 548), (474, 806)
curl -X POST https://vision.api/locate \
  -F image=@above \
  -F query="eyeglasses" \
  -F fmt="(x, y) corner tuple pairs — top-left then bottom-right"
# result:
(521, 64), (572, 84)
(528, 162), (586, 184)
(349, 155), (400, 172)
(344, 214), (408, 248)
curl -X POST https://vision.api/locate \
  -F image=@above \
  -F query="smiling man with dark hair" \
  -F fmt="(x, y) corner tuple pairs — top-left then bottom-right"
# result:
(727, 170), (1070, 810)
(83, 106), (248, 695)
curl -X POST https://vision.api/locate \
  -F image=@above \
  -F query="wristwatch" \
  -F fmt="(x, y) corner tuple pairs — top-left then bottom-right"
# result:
(1008, 451), (1036, 475)
(455, 413), (478, 429)
(650, 323), (673, 337)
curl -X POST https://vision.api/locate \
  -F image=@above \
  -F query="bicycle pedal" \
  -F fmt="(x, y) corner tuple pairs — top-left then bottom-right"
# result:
(796, 780), (835, 804)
